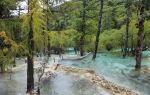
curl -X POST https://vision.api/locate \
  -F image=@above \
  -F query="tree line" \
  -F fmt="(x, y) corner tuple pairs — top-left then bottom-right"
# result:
(0, 0), (150, 94)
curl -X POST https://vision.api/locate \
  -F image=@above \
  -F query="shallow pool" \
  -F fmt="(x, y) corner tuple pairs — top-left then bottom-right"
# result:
(41, 73), (112, 95)
(60, 52), (150, 95)
(0, 56), (112, 95)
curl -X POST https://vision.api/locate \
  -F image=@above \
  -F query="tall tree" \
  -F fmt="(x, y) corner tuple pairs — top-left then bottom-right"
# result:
(27, 0), (34, 93)
(45, 0), (51, 57)
(92, 0), (104, 60)
(47, 35), (51, 57)
(123, 0), (132, 57)
(135, 0), (145, 69)
(26, 0), (45, 92)
(80, 0), (86, 56)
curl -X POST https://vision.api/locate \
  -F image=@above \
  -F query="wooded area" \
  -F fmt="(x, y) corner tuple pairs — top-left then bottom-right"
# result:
(0, 0), (150, 95)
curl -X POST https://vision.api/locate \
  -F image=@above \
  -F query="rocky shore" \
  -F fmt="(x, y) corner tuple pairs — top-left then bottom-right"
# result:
(45, 64), (139, 95)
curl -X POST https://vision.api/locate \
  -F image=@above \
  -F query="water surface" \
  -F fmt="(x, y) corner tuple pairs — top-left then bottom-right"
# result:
(60, 52), (150, 95)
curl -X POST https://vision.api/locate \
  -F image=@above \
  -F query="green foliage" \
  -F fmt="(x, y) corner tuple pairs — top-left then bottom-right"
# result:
(100, 29), (123, 50)
(84, 34), (95, 52)
(1, 0), (150, 56)
(0, 18), (22, 42)
(0, 31), (23, 67)
(49, 29), (78, 48)
(0, 0), (23, 18)
(22, 0), (46, 53)
(100, 20), (139, 51)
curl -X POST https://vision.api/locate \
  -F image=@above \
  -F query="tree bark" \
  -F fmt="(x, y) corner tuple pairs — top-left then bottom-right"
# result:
(46, 0), (50, 57)
(13, 57), (16, 67)
(43, 31), (46, 55)
(80, 0), (86, 56)
(0, 64), (5, 73)
(80, 35), (85, 56)
(92, 0), (104, 60)
(131, 34), (134, 55)
(48, 36), (51, 57)
(123, 0), (132, 57)
(27, 0), (34, 92)
(135, 0), (145, 69)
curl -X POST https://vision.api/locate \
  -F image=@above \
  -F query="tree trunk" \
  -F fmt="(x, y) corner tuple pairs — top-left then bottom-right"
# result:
(13, 57), (16, 67)
(135, 0), (145, 69)
(123, 0), (131, 57)
(27, 54), (34, 93)
(80, 35), (85, 56)
(80, 0), (86, 56)
(27, 0), (34, 92)
(131, 34), (134, 55)
(92, 0), (104, 60)
(48, 36), (51, 57)
(43, 31), (46, 55)
(27, 0), (30, 13)
(0, 6), (3, 19)
(0, 64), (5, 73)
(74, 47), (77, 54)
(42, 5), (46, 56)
(46, 0), (50, 57)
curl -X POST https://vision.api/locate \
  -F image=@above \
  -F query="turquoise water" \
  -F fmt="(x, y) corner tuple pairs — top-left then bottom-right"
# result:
(60, 52), (150, 95)
(41, 73), (112, 95)
(143, 51), (150, 57)
(0, 56), (112, 95)
(0, 52), (149, 95)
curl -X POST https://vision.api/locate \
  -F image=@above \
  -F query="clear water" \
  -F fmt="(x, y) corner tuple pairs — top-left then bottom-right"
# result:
(0, 56), (112, 95)
(0, 52), (149, 95)
(60, 52), (150, 95)
(41, 73), (112, 95)
(0, 58), (27, 95)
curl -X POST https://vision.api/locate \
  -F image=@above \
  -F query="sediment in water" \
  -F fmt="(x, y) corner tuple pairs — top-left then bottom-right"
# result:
(44, 64), (139, 95)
